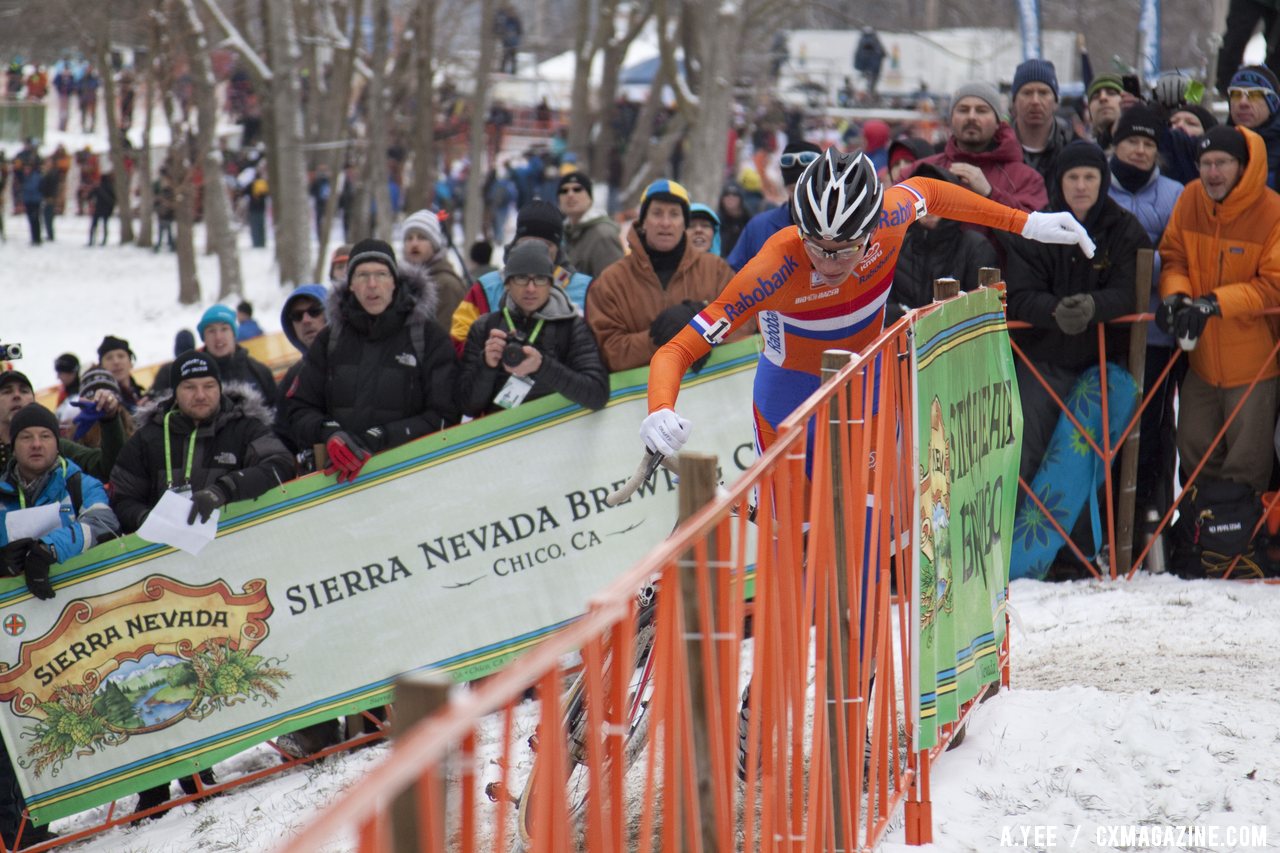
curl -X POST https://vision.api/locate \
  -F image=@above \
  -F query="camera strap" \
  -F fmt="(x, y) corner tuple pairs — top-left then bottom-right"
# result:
(502, 308), (544, 345)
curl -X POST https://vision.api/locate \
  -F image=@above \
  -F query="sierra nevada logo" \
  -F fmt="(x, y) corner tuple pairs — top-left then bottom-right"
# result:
(0, 575), (283, 777)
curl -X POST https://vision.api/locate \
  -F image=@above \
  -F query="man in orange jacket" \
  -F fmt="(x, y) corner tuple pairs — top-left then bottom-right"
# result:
(1156, 125), (1280, 492)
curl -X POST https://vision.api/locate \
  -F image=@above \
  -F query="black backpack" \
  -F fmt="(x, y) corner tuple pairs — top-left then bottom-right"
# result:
(1172, 477), (1265, 578)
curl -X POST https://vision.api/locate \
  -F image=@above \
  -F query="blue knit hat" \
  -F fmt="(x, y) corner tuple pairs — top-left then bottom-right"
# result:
(1012, 58), (1059, 100)
(197, 304), (239, 340)
(1229, 65), (1280, 115)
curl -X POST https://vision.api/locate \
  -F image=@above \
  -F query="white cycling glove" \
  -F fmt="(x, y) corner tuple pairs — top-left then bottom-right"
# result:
(640, 409), (692, 457)
(1021, 211), (1096, 259)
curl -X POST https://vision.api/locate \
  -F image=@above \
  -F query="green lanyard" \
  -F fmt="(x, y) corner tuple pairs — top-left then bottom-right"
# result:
(503, 308), (544, 345)
(163, 409), (199, 489)
(16, 458), (67, 510)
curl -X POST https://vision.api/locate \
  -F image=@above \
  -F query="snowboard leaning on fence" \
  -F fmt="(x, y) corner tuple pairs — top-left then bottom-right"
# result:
(912, 289), (1020, 751)
(1009, 364), (1140, 581)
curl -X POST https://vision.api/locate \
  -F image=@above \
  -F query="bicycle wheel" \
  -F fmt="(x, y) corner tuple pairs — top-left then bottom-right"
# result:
(514, 599), (658, 848)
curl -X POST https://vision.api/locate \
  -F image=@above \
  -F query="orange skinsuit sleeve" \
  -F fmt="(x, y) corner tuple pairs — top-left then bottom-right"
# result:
(646, 177), (1031, 414)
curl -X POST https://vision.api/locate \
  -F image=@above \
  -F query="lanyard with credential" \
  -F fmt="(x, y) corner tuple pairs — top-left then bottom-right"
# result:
(503, 308), (544, 345)
(163, 409), (199, 489)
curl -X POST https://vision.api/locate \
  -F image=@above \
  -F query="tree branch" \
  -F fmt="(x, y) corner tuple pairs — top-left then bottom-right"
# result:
(198, 0), (273, 81)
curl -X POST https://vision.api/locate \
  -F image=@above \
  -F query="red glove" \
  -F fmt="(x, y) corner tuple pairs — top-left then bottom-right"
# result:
(324, 431), (371, 483)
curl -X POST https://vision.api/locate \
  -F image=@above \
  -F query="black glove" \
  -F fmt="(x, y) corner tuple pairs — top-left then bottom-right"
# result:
(2, 539), (32, 578)
(23, 541), (56, 600)
(649, 300), (705, 347)
(1172, 295), (1220, 341)
(1053, 293), (1096, 336)
(187, 483), (229, 525)
(1155, 294), (1192, 335)
(883, 302), (909, 325)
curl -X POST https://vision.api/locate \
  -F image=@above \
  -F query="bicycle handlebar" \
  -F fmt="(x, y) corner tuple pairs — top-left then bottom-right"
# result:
(606, 450), (679, 506)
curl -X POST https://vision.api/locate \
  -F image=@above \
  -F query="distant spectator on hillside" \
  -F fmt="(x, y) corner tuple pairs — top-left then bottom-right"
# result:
(236, 301), (263, 341)
(853, 27), (886, 97)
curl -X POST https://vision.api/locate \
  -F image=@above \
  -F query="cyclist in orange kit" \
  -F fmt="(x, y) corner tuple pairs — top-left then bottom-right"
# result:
(641, 147), (1097, 458)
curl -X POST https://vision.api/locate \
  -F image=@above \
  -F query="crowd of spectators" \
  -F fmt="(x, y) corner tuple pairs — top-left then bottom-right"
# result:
(10, 40), (1280, 842)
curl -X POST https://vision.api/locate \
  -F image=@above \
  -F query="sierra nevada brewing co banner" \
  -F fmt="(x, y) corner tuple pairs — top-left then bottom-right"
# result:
(0, 342), (758, 825)
(912, 289), (1020, 750)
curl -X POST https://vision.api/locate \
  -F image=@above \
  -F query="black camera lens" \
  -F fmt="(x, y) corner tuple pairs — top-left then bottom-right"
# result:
(501, 342), (526, 368)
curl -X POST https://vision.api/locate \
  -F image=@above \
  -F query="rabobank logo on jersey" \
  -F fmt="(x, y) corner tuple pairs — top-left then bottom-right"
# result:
(878, 200), (914, 229)
(725, 254), (799, 321)
(760, 310), (785, 363)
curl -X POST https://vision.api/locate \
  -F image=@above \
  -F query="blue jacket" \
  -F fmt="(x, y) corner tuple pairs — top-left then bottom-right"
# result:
(0, 458), (120, 563)
(726, 204), (793, 272)
(21, 170), (43, 206)
(1108, 167), (1184, 348)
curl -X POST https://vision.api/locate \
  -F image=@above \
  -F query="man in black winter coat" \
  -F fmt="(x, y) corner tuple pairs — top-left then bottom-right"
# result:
(110, 351), (294, 533)
(885, 163), (998, 321)
(108, 351), (294, 815)
(1005, 140), (1152, 482)
(286, 239), (458, 483)
(457, 243), (608, 417)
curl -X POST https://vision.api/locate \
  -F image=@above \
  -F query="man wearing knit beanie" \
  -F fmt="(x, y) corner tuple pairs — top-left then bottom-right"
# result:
(1226, 65), (1280, 190)
(1085, 73), (1124, 149)
(1011, 58), (1076, 183)
(3, 401), (120, 600)
(1153, 122), (1280, 500)
(587, 177), (742, 371)
(399, 210), (465, 332)
(914, 81), (1047, 224)
(447, 199), (596, 353)
(185, 303), (275, 406)
(558, 171), (623, 277)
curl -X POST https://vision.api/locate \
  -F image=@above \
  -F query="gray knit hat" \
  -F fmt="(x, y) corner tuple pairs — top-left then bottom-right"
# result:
(345, 238), (398, 288)
(951, 81), (1003, 118)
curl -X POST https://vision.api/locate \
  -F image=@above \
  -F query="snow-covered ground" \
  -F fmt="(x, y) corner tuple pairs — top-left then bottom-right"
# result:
(6, 212), (1279, 851)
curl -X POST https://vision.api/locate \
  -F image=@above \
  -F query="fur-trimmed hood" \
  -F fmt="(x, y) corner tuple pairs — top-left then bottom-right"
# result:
(134, 381), (274, 432)
(327, 263), (439, 342)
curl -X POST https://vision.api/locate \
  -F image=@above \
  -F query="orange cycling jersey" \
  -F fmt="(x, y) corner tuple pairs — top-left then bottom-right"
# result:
(648, 177), (1029, 448)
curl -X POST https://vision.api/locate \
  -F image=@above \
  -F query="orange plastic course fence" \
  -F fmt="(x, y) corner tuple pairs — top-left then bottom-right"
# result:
(275, 312), (992, 853)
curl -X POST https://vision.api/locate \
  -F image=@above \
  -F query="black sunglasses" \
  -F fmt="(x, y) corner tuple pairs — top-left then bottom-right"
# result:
(289, 306), (325, 323)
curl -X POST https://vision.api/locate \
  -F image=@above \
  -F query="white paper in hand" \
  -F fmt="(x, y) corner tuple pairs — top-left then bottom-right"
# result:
(4, 504), (61, 541)
(136, 490), (220, 556)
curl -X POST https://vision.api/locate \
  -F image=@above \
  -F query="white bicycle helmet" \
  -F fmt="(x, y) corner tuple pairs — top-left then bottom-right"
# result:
(791, 148), (883, 243)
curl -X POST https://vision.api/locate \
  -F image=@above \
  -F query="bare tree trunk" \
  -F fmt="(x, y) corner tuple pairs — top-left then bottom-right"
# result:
(184, 0), (244, 297)
(464, 0), (497, 248)
(95, 40), (136, 244)
(678, 1), (742, 205)
(365, 0), (393, 240)
(265, 0), (313, 285)
(403, 0), (438, 213)
(312, 0), (363, 280)
(566, 0), (595, 160)
(160, 75), (202, 304)
(136, 17), (161, 250)
(588, 2), (649, 191)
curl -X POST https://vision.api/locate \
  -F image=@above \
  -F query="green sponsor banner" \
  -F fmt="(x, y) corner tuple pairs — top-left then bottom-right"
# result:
(912, 290), (1021, 750)
(0, 342), (758, 825)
